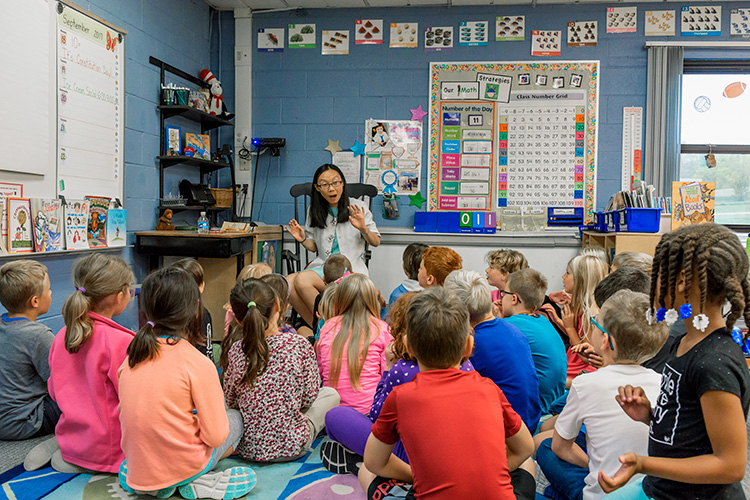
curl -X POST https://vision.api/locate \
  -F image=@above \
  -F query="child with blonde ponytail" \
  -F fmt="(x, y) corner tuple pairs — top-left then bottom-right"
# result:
(223, 279), (339, 462)
(47, 253), (135, 473)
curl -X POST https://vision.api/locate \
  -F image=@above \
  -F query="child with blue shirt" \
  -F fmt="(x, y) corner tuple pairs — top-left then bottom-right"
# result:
(387, 243), (427, 309)
(501, 268), (567, 417)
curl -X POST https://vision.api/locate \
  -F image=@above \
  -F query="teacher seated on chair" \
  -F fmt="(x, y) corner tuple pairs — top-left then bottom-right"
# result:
(285, 164), (380, 327)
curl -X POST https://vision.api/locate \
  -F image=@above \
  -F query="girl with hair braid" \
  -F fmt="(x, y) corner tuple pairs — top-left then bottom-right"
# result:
(599, 223), (750, 500)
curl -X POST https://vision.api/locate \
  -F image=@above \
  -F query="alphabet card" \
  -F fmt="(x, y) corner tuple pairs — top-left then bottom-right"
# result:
(257, 28), (284, 52)
(425, 26), (453, 51)
(645, 11), (676, 36)
(681, 6), (721, 36)
(606, 7), (637, 33)
(531, 31), (561, 56)
(355, 19), (383, 44)
(288, 24), (316, 48)
(567, 21), (598, 47)
(496, 16), (525, 41)
(459, 21), (488, 46)
(731, 9), (750, 37)
(322, 30), (349, 55)
(390, 23), (418, 47)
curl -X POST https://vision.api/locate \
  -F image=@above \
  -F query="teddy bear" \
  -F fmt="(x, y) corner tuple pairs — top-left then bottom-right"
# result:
(199, 69), (234, 120)
(155, 209), (175, 231)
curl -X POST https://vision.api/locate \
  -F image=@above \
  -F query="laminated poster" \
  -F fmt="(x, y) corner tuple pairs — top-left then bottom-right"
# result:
(390, 23), (418, 47)
(425, 26), (453, 51)
(106, 208), (127, 247)
(671, 181), (714, 230)
(606, 7), (637, 33)
(355, 20), (383, 44)
(645, 11), (676, 36)
(30, 198), (63, 252)
(567, 22), (598, 47)
(496, 16), (525, 41)
(681, 6), (721, 36)
(531, 31), (561, 56)
(332, 150), (361, 184)
(731, 9), (750, 38)
(64, 201), (89, 250)
(7, 197), (32, 254)
(85, 196), (110, 248)
(258, 28), (284, 52)
(364, 119), (422, 195)
(289, 24), (316, 48)
(322, 30), (349, 55)
(459, 21), (488, 46)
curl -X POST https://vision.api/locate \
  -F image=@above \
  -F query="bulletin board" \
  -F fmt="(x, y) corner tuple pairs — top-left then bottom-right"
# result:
(429, 61), (599, 223)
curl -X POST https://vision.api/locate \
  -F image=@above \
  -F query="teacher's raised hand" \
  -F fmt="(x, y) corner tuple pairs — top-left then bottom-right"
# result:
(348, 204), (367, 232)
(285, 219), (306, 242)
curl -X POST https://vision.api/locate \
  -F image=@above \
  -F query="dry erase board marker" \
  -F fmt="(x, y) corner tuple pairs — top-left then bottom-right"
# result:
(60, 180), (65, 191)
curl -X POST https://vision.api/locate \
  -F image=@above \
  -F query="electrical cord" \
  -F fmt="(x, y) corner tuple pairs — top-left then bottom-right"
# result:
(238, 137), (252, 161)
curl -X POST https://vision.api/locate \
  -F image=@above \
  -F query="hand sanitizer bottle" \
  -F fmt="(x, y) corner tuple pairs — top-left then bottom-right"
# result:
(197, 212), (209, 234)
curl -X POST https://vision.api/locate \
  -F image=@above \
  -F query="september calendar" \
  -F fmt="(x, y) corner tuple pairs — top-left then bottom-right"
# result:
(429, 61), (599, 223)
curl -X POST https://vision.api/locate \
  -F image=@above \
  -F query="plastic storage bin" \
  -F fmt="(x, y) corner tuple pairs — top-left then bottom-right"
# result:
(593, 211), (618, 233)
(616, 208), (662, 233)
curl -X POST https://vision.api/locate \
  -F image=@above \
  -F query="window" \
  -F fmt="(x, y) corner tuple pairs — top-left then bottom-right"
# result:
(680, 61), (750, 227)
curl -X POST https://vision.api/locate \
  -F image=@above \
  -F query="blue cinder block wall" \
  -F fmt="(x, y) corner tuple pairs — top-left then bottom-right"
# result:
(0, 0), (226, 332)
(249, 3), (748, 228)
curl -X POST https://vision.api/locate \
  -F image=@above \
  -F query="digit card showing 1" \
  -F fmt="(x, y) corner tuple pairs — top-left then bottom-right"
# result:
(567, 22), (597, 47)
(681, 6), (721, 36)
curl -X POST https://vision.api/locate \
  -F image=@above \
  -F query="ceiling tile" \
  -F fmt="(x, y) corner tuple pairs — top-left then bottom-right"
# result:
(325, 0), (369, 6)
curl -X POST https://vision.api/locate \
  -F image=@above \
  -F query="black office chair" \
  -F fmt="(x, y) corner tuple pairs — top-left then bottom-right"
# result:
(280, 182), (378, 276)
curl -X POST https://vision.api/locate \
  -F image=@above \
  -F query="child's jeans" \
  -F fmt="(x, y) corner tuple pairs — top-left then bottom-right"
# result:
(536, 437), (587, 500)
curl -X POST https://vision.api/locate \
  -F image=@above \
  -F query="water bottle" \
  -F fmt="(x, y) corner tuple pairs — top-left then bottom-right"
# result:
(197, 212), (209, 234)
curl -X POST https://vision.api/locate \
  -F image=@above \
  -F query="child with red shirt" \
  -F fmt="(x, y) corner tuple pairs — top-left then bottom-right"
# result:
(358, 287), (536, 500)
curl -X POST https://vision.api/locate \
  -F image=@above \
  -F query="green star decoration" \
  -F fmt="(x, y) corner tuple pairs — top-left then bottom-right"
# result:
(409, 191), (426, 208)
(325, 139), (342, 155)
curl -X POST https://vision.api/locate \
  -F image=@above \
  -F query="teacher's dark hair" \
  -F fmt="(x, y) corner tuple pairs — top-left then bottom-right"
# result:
(309, 164), (350, 229)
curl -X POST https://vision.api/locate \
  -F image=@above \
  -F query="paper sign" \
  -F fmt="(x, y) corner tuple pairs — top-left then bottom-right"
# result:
(425, 26), (453, 51)
(355, 19), (383, 44)
(731, 9), (750, 37)
(567, 21), (598, 47)
(606, 7), (637, 33)
(332, 150), (361, 183)
(289, 24), (316, 48)
(257, 28), (284, 52)
(459, 21), (488, 46)
(681, 6), (721, 36)
(496, 15), (525, 41)
(645, 11), (676, 36)
(390, 23), (418, 47)
(531, 31), (561, 56)
(322, 30), (349, 55)
(440, 82), (479, 100)
(477, 73), (512, 102)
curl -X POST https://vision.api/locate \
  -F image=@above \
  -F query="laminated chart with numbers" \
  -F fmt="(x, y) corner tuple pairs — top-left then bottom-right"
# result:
(498, 94), (586, 208)
(429, 61), (599, 223)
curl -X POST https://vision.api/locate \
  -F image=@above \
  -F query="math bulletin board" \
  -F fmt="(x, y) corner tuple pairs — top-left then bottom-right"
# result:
(428, 61), (599, 223)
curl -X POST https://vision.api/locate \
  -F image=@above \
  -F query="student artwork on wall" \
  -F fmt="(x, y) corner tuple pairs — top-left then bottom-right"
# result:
(645, 11), (676, 36)
(429, 61), (599, 224)
(258, 28), (284, 52)
(731, 9), (750, 37)
(567, 22), (598, 47)
(459, 22), (488, 46)
(531, 31), (561, 56)
(85, 196), (110, 248)
(496, 16), (525, 41)
(390, 23), (418, 47)
(106, 207), (126, 247)
(322, 31), (349, 55)
(606, 7), (637, 33)
(671, 181), (715, 229)
(355, 20), (383, 44)
(425, 27), (453, 51)
(64, 200), (89, 250)
(364, 119), (422, 195)
(7, 197), (32, 254)
(30, 198), (63, 252)
(681, 6), (721, 36)
(289, 24), (316, 48)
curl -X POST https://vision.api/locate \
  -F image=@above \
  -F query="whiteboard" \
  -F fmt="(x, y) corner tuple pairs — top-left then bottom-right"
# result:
(0, 0), (125, 201)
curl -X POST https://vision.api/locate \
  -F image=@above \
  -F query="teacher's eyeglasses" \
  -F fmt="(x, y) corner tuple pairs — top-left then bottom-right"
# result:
(590, 316), (614, 350)
(317, 180), (343, 190)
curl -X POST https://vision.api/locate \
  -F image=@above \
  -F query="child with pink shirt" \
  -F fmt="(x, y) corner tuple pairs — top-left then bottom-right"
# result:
(316, 273), (392, 415)
(45, 254), (134, 474)
(118, 267), (255, 499)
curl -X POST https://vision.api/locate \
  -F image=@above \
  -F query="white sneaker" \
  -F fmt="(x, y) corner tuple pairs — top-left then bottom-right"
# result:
(24, 436), (59, 471)
(177, 466), (257, 500)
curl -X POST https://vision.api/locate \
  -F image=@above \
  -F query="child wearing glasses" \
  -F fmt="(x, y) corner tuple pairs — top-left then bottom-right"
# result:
(535, 290), (666, 500)
(500, 268), (567, 417)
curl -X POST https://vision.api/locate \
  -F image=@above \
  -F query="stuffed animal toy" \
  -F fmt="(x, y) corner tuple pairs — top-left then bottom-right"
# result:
(155, 209), (175, 231)
(199, 69), (234, 120)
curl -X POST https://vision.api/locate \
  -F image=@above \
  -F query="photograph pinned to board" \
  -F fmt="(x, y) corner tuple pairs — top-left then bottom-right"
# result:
(681, 6), (721, 36)
(731, 9), (750, 37)
(567, 21), (598, 47)
(425, 26), (453, 51)
(0, 182), (22, 250)
(552, 76), (565, 89)
(645, 11), (676, 36)
(30, 198), (63, 252)
(322, 30), (350, 55)
(606, 7), (637, 33)
(7, 197), (32, 254)
(332, 150), (362, 184)
(531, 31), (561, 56)
(535, 74), (548, 86)
(86, 196), (111, 248)
(496, 16), (525, 41)
(106, 207), (127, 247)
(355, 19), (383, 44)
(477, 73), (512, 103)
(390, 23), (418, 47)
(258, 28), (285, 52)
(364, 119), (423, 194)
(459, 21), (488, 46)
(64, 200), (89, 250)
(288, 24), (316, 48)
(570, 73), (583, 88)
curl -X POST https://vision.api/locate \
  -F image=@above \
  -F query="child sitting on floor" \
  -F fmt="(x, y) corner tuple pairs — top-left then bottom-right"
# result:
(316, 273), (392, 414)
(312, 254), (352, 338)
(171, 258), (213, 360)
(0, 261), (56, 443)
(118, 267), (255, 499)
(417, 246), (462, 288)
(223, 263), (272, 338)
(610, 251), (653, 277)
(535, 290), (666, 500)
(501, 268), (567, 417)
(223, 278), (339, 462)
(388, 243), (428, 308)
(485, 249), (528, 316)
(358, 287), (536, 500)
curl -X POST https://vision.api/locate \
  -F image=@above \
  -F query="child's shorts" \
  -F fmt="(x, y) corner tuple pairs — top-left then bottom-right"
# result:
(367, 476), (416, 500)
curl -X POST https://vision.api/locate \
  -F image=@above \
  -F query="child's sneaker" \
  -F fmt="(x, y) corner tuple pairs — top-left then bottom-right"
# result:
(24, 436), (59, 471)
(320, 440), (362, 475)
(119, 460), (176, 498)
(177, 466), (256, 500)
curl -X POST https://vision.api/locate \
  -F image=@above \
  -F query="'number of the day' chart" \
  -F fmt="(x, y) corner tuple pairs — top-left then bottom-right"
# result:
(429, 61), (599, 223)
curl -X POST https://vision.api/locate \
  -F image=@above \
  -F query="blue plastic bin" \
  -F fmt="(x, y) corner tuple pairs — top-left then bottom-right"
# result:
(616, 208), (662, 233)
